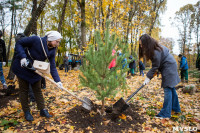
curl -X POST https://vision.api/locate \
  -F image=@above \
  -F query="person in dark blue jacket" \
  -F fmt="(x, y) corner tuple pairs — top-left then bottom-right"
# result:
(12, 31), (63, 121)
(139, 61), (145, 76)
(178, 54), (189, 83)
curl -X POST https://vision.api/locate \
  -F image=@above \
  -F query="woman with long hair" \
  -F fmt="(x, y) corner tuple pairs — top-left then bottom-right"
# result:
(139, 34), (181, 119)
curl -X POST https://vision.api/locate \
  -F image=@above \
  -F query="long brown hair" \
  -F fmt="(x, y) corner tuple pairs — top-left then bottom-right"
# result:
(139, 34), (163, 61)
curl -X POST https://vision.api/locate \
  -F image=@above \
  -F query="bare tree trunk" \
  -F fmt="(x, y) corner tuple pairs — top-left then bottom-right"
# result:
(24, 0), (48, 36)
(6, 4), (14, 66)
(77, 0), (86, 50)
(56, 0), (68, 66)
(148, 0), (164, 36)
(31, 0), (38, 35)
(40, 13), (44, 36)
(58, 0), (68, 33)
(126, 0), (135, 43)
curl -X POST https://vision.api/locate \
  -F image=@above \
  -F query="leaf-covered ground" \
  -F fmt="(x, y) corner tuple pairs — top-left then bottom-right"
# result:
(0, 67), (199, 132)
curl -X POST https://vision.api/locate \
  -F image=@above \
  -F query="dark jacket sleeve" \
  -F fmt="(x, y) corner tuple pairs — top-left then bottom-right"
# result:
(146, 50), (161, 79)
(49, 49), (61, 82)
(2, 40), (6, 62)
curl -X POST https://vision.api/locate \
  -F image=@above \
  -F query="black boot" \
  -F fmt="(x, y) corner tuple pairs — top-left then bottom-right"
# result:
(25, 111), (34, 121)
(40, 109), (52, 118)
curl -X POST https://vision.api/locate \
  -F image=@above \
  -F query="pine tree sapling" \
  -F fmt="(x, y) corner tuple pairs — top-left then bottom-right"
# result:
(79, 21), (129, 115)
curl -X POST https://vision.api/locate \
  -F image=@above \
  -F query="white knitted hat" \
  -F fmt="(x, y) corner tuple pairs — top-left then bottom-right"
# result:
(45, 31), (62, 41)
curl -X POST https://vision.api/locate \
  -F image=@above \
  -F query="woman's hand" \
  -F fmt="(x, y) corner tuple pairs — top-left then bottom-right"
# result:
(56, 81), (63, 88)
(20, 58), (29, 67)
(143, 77), (150, 85)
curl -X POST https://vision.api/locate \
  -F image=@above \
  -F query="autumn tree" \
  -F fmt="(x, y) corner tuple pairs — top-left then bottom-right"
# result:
(24, 0), (48, 36)
(193, 1), (200, 54)
(159, 37), (175, 54)
(174, 4), (195, 55)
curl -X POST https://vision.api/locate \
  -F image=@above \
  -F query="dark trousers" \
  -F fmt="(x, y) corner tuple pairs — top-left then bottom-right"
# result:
(18, 77), (45, 112)
(28, 84), (35, 102)
(65, 64), (69, 72)
(181, 70), (188, 81)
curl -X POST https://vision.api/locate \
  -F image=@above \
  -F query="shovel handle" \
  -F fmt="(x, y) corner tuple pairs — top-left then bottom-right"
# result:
(35, 70), (88, 105)
(125, 84), (145, 103)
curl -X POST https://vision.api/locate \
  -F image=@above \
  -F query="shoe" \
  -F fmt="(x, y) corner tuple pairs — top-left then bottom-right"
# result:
(155, 115), (169, 119)
(40, 109), (52, 118)
(25, 111), (34, 121)
(3, 83), (7, 89)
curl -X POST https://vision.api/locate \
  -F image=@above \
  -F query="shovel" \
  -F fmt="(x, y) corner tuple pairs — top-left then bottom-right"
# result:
(24, 65), (93, 111)
(112, 84), (145, 115)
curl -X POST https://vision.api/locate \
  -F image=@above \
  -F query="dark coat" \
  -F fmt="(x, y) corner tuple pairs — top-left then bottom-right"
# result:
(12, 36), (61, 84)
(146, 45), (180, 88)
(139, 61), (145, 70)
(129, 60), (136, 69)
(0, 39), (7, 62)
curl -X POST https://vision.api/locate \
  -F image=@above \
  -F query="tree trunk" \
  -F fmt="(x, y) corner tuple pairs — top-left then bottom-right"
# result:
(126, 0), (134, 43)
(56, 0), (68, 66)
(31, 0), (38, 35)
(148, 0), (164, 36)
(24, 0), (48, 36)
(58, 0), (68, 33)
(77, 0), (86, 50)
(6, 4), (14, 66)
(40, 13), (44, 36)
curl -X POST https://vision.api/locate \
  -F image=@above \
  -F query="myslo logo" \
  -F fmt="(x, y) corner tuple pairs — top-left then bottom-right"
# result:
(173, 127), (197, 131)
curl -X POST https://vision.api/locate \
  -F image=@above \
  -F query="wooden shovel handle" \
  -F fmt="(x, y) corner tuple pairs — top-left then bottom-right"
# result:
(35, 70), (86, 103)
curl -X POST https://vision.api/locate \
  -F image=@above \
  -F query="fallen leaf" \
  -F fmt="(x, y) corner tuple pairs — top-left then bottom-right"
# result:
(119, 114), (126, 120)
(103, 120), (110, 126)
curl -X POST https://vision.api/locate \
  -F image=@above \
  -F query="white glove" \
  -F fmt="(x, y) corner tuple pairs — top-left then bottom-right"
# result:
(143, 77), (150, 85)
(57, 81), (63, 88)
(2, 62), (6, 66)
(20, 58), (29, 67)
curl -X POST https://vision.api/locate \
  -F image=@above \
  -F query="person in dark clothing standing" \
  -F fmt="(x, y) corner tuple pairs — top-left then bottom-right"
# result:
(178, 54), (189, 83)
(0, 30), (7, 89)
(128, 55), (136, 76)
(139, 34), (181, 119)
(64, 56), (69, 73)
(12, 31), (63, 121)
(139, 61), (145, 76)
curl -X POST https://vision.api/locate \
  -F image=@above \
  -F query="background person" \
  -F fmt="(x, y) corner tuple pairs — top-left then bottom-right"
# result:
(0, 30), (7, 89)
(139, 61), (145, 76)
(178, 54), (189, 83)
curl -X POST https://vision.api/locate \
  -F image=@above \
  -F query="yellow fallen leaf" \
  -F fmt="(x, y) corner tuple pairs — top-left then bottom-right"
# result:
(70, 126), (74, 130)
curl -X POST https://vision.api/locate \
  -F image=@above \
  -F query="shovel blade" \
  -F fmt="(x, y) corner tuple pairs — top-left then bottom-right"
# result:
(112, 98), (130, 114)
(82, 97), (93, 111)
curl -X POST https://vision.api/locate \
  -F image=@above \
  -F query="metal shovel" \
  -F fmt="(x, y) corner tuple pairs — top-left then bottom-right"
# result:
(24, 65), (93, 111)
(112, 84), (145, 115)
